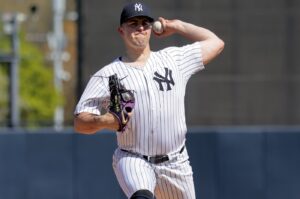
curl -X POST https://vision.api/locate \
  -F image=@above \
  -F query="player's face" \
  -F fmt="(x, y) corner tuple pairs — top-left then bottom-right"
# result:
(119, 17), (152, 49)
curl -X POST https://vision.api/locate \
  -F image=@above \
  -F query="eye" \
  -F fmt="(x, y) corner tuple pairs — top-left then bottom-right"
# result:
(142, 21), (151, 27)
(127, 21), (138, 28)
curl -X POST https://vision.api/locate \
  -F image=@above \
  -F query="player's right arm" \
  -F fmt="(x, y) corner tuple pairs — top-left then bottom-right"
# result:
(156, 17), (224, 65)
(74, 112), (119, 134)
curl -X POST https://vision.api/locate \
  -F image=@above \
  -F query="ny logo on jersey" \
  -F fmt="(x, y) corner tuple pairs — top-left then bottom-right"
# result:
(153, 68), (175, 91)
(134, 3), (143, 12)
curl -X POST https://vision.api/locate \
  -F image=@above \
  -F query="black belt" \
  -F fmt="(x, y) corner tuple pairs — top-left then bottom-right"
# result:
(121, 146), (185, 164)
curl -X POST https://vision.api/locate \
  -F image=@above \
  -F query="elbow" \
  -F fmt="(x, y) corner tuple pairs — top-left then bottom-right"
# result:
(202, 38), (225, 65)
(73, 117), (96, 135)
(73, 124), (86, 134)
(74, 126), (96, 135)
(217, 38), (225, 54)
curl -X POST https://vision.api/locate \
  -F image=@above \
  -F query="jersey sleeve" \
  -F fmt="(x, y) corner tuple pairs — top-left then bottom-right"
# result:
(164, 42), (204, 81)
(74, 74), (109, 115)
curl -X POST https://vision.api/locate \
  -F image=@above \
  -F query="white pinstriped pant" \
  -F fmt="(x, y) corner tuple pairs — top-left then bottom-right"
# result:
(112, 147), (196, 199)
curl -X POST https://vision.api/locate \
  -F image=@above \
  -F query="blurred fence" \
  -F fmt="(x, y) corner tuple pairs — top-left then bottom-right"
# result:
(0, 127), (300, 199)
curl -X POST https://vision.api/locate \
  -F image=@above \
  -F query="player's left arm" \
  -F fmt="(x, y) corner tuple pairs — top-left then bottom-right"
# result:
(74, 112), (119, 134)
(157, 17), (225, 65)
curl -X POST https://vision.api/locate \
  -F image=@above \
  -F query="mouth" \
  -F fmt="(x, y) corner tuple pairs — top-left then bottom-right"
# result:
(135, 31), (147, 35)
(136, 33), (146, 37)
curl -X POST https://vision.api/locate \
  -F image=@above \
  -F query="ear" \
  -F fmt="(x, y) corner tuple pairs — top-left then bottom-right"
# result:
(118, 26), (124, 35)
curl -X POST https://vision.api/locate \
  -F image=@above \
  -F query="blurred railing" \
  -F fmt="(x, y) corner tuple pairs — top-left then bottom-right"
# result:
(0, 127), (300, 199)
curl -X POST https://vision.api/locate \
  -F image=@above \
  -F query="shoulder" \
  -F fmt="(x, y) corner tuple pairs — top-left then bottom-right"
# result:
(93, 58), (124, 77)
(151, 42), (202, 66)
(158, 42), (201, 56)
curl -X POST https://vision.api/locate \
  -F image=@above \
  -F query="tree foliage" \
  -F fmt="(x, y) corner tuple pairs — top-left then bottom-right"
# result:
(0, 27), (62, 127)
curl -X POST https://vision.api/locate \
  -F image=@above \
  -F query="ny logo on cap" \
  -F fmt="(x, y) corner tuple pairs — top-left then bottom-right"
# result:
(134, 3), (143, 12)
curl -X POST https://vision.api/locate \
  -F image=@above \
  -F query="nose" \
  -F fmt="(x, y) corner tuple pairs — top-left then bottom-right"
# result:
(136, 24), (145, 31)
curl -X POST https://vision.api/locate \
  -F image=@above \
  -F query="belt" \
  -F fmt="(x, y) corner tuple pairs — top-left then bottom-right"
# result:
(121, 146), (185, 164)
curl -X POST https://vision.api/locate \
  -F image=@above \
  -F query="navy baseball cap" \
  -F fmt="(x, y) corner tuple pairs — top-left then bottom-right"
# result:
(120, 2), (154, 25)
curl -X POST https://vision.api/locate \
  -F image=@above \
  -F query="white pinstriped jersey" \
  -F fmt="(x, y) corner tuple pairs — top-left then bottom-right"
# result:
(75, 42), (204, 156)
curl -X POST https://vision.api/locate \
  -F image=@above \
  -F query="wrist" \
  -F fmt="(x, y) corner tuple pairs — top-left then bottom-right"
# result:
(102, 112), (120, 131)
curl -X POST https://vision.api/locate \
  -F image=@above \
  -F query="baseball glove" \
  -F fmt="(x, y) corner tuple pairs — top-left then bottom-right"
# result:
(108, 74), (135, 132)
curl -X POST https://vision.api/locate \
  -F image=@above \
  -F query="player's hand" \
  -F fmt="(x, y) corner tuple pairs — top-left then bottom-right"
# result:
(108, 74), (135, 132)
(153, 17), (182, 38)
(104, 111), (134, 132)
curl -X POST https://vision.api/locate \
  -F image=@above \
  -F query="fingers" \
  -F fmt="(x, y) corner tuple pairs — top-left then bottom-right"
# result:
(153, 17), (179, 38)
(106, 109), (134, 132)
(127, 111), (133, 117)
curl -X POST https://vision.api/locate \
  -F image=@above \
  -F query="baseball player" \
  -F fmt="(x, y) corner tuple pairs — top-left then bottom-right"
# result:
(74, 2), (224, 199)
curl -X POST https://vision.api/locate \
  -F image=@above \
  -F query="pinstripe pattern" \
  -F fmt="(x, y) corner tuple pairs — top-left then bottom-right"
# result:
(75, 42), (203, 198)
(113, 148), (157, 197)
(113, 146), (195, 199)
(75, 42), (204, 155)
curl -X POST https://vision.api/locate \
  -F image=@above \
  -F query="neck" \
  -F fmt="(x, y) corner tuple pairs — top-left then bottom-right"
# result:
(122, 46), (151, 66)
